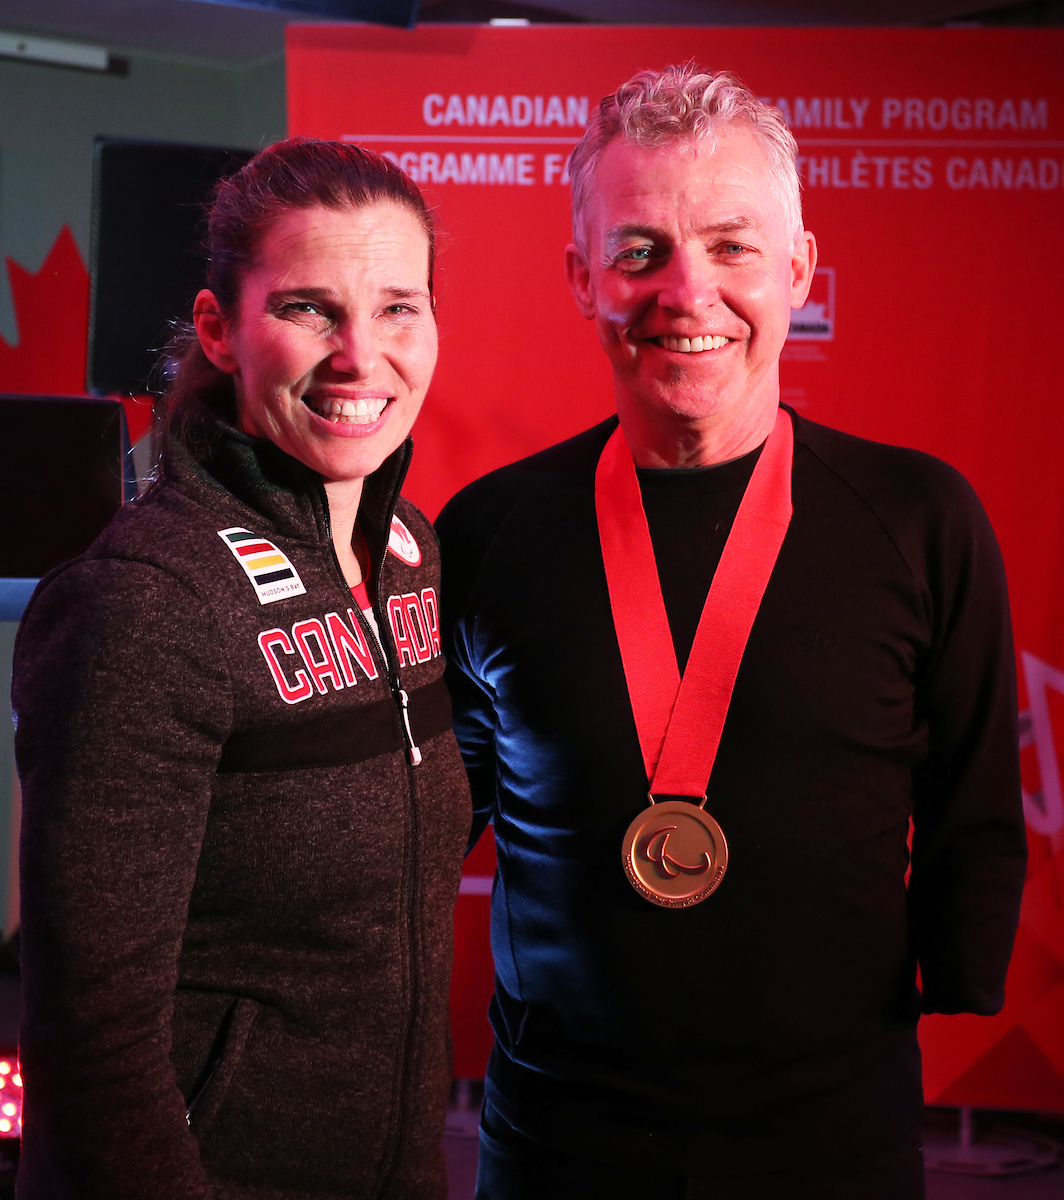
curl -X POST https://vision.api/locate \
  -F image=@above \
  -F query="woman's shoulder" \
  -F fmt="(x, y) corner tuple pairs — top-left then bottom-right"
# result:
(20, 483), (228, 635)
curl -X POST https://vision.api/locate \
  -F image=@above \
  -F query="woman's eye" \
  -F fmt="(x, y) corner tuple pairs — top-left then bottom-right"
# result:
(276, 300), (330, 321)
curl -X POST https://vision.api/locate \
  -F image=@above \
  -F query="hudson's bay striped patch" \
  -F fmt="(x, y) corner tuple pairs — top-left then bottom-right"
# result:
(218, 527), (307, 605)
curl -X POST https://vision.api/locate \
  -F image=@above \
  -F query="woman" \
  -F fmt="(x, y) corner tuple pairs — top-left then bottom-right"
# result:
(12, 139), (471, 1200)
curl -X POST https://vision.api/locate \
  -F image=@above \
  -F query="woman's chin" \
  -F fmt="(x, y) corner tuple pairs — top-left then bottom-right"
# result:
(295, 427), (412, 487)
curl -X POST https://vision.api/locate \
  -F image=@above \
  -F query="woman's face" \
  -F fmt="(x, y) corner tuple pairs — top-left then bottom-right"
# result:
(196, 201), (437, 489)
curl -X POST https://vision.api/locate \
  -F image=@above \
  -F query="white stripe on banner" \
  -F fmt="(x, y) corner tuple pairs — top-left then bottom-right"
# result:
(343, 134), (579, 145)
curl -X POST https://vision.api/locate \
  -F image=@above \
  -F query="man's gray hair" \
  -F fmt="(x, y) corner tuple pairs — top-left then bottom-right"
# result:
(569, 63), (803, 252)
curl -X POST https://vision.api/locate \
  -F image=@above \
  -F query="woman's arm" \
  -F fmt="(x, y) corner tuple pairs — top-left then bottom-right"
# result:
(13, 557), (231, 1200)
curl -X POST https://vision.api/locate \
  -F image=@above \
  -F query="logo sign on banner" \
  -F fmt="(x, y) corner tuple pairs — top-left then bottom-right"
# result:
(788, 267), (835, 342)
(289, 24), (1064, 1109)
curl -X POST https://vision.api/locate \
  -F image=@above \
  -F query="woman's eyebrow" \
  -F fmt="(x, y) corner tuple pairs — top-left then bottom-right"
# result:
(264, 285), (430, 304)
(265, 286), (333, 305)
(383, 285), (431, 301)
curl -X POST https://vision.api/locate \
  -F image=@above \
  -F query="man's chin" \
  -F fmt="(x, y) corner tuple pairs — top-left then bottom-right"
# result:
(621, 385), (737, 424)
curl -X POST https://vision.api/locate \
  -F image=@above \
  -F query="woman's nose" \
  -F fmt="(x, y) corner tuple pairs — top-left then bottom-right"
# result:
(327, 318), (379, 377)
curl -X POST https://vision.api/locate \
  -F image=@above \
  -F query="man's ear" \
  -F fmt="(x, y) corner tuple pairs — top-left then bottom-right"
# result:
(790, 232), (818, 310)
(193, 289), (238, 374)
(565, 244), (596, 321)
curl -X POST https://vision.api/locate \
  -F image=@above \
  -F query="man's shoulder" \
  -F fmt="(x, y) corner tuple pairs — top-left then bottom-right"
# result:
(793, 411), (983, 520)
(436, 417), (616, 543)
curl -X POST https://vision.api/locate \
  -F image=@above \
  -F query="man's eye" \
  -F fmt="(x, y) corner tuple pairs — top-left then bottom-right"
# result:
(615, 245), (654, 266)
(722, 243), (748, 255)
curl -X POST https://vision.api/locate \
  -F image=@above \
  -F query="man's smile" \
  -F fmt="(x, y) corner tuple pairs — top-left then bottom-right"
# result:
(654, 334), (733, 353)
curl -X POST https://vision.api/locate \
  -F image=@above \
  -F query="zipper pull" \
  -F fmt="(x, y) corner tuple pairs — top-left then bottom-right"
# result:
(398, 688), (423, 767)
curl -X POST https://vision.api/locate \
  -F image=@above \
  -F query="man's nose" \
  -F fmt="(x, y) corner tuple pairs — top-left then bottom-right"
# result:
(656, 248), (720, 315)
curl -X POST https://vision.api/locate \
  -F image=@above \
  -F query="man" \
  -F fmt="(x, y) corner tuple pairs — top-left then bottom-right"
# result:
(436, 65), (1027, 1200)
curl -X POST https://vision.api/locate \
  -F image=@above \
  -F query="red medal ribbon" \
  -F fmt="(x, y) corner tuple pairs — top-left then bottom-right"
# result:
(595, 407), (794, 798)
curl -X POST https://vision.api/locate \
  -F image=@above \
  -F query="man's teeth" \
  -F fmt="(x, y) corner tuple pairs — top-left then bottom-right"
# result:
(305, 396), (388, 424)
(659, 335), (730, 353)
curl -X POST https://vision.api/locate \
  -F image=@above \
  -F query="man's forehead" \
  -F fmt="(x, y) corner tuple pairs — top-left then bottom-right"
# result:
(583, 130), (783, 243)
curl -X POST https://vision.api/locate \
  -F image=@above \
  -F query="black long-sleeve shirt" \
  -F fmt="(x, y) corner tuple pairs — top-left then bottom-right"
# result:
(436, 409), (1027, 1176)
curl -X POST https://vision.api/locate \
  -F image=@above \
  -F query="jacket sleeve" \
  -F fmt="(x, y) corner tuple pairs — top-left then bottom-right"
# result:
(12, 558), (232, 1200)
(907, 482), (1027, 1016)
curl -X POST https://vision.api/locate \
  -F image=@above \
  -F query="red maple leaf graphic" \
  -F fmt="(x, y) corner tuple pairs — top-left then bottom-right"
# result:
(0, 228), (157, 445)
(0, 226), (90, 395)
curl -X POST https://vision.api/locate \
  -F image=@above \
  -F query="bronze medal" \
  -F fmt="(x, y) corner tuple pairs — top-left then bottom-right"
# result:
(621, 798), (728, 908)
(597, 410), (793, 910)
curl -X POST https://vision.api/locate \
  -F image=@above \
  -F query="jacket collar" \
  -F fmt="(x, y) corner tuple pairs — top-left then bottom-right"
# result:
(158, 400), (411, 551)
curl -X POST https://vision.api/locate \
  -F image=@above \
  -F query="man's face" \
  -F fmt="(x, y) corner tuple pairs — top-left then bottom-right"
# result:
(566, 128), (815, 437)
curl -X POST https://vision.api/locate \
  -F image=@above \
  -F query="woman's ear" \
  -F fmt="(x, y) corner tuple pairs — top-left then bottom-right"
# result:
(193, 289), (237, 374)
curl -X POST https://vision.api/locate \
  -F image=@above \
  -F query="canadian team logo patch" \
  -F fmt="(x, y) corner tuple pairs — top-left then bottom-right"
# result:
(218, 527), (307, 605)
(387, 515), (422, 566)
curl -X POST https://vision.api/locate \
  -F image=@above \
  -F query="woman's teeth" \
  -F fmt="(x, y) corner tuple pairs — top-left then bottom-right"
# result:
(659, 335), (730, 353)
(305, 396), (388, 424)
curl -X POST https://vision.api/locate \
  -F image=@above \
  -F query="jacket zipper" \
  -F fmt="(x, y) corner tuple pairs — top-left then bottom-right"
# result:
(347, 595), (422, 768)
(397, 689), (423, 767)
(369, 534), (423, 770)
(319, 487), (422, 767)
(316, 477), (423, 1196)
(359, 483), (424, 1197)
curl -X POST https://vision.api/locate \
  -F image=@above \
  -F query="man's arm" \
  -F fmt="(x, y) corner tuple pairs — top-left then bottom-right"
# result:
(437, 491), (504, 850)
(908, 483), (1027, 1015)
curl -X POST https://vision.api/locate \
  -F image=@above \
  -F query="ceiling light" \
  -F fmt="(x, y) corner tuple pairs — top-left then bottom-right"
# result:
(0, 30), (110, 72)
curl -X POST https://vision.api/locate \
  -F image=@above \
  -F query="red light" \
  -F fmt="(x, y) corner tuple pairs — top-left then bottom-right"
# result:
(0, 1057), (22, 1138)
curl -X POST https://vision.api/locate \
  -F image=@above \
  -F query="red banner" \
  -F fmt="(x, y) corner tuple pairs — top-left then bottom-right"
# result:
(288, 24), (1064, 1109)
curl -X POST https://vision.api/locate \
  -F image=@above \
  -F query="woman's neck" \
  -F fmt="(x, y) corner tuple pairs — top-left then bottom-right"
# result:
(324, 477), (367, 587)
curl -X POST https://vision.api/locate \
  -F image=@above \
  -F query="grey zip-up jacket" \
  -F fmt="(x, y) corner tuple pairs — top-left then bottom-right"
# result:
(13, 404), (471, 1199)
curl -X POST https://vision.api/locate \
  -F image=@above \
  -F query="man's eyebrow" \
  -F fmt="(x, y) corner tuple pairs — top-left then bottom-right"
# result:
(604, 216), (762, 247)
(704, 216), (761, 235)
(604, 223), (662, 246)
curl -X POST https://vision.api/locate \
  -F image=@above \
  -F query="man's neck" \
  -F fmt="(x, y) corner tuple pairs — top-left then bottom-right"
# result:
(617, 392), (780, 470)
